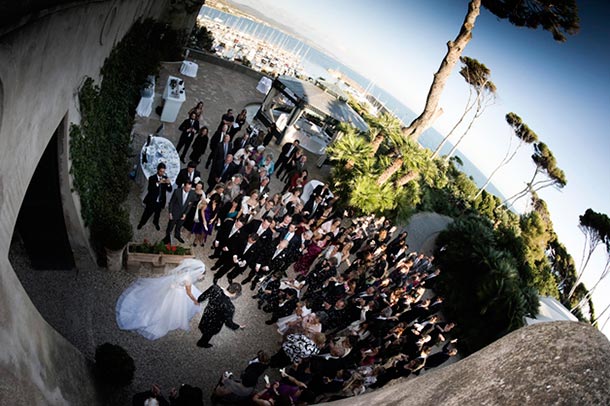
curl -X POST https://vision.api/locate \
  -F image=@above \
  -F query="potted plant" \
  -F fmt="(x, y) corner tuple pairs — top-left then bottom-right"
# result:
(127, 239), (195, 269)
(94, 208), (133, 271)
(94, 343), (135, 387)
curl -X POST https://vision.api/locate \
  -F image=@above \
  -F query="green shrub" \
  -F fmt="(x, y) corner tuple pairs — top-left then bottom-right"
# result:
(434, 215), (539, 355)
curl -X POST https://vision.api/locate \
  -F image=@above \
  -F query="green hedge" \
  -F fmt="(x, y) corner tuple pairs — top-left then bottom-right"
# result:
(434, 214), (539, 355)
(70, 19), (182, 261)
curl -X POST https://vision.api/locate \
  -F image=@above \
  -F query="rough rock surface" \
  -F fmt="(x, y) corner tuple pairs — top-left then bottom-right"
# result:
(323, 321), (610, 405)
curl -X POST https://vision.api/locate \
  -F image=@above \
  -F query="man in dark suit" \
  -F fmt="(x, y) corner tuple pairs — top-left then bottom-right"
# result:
(176, 112), (200, 163)
(223, 233), (261, 284)
(250, 175), (270, 197)
(302, 194), (324, 221)
(274, 139), (300, 179)
(311, 182), (332, 203)
(164, 181), (197, 243)
(207, 153), (237, 194)
(205, 123), (229, 169)
(242, 216), (274, 244)
(196, 283), (244, 348)
(212, 134), (233, 166)
(137, 163), (172, 230)
(209, 216), (245, 259)
(231, 132), (252, 154)
(245, 239), (290, 290)
(175, 161), (200, 187)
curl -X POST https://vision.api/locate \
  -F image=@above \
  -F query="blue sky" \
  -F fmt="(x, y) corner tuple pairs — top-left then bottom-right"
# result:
(231, 0), (610, 332)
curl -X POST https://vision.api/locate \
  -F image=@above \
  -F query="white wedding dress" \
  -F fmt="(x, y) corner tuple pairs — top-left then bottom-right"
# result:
(116, 259), (206, 340)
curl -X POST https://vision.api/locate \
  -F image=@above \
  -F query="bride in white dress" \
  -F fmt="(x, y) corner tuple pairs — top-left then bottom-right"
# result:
(116, 258), (206, 340)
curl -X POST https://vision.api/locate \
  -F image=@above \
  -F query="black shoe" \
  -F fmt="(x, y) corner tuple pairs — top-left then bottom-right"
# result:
(175, 236), (185, 243)
(209, 255), (218, 259)
(137, 224), (143, 230)
(163, 236), (171, 244)
(258, 301), (263, 310)
(193, 242), (197, 247)
(201, 243), (205, 247)
(265, 320), (275, 325)
(197, 340), (212, 348)
(250, 283), (256, 291)
(154, 223), (160, 231)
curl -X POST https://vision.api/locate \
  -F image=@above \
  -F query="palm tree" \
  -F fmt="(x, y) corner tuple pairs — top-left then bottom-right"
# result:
(401, 0), (579, 142)
(432, 56), (496, 159)
(475, 112), (538, 199)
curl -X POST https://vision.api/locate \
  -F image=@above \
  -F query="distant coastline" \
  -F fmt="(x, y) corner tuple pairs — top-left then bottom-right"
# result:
(202, 2), (506, 200)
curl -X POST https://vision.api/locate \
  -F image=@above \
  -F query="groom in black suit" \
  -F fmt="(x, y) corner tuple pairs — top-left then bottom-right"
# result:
(164, 181), (197, 243)
(196, 283), (244, 348)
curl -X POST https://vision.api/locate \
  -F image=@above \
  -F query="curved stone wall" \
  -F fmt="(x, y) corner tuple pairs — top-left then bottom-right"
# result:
(324, 321), (610, 405)
(0, 1), (170, 404)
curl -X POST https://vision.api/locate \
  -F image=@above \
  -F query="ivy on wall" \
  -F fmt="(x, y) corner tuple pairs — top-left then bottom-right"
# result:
(69, 19), (182, 262)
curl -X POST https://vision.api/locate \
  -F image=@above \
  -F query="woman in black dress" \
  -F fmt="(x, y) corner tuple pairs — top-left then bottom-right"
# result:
(229, 109), (247, 137)
(189, 126), (209, 164)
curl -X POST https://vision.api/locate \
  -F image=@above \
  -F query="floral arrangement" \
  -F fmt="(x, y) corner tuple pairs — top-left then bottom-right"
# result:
(129, 240), (192, 256)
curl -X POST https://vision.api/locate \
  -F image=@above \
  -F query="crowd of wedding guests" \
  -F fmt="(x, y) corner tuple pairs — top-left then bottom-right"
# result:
(135, 104), (458, 406)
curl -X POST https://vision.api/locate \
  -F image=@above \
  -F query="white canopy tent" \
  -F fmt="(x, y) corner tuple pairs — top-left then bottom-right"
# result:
(524, 296), (579, 326)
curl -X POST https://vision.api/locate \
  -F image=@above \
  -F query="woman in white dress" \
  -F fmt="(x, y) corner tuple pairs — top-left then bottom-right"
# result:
(116, 258), (206, 340)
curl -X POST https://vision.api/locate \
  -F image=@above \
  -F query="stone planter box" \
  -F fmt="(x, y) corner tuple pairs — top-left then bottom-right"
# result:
(126, 243), (195, 269)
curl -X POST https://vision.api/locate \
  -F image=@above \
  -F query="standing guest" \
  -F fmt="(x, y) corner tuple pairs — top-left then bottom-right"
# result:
(137, 162), (172, 231)
(216, 108), (235, 133)
(269, 332), (326, 368)
(188, 101), (204, 121)
(222, 174), (243, 204)
(218, 196), (243, 222)
(175, 161), (200, 188)
(205, 124), (229, 169)
(251, 145), (266, 165)
(201, 193), (221, 245)
(258, 153), (275, 176)
(209, 216), (245, 259)
(274, 139), (300, 178)
(207, 153), (236, 194)
(213, 134), (234, 166)
(176, 112), (200, 163)
(229, 108), (247, 137)
(252, 176), (271, 197)
(190, 198), (208, 247)
(164, 181), (197, 244)
(196, 283), (244, 348)
(232, 131), (253, 155)
(189, 126), (209, 164)
(181, 180), (205, 233)
(262, 123), (278, 146)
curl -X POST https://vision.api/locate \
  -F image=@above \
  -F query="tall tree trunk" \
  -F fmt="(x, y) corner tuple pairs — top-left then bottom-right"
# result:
(377, 158), (403, 186)
(402, 0), (481, 141)
(370, 133), (385, 156)
(396, 171), (419, 187)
